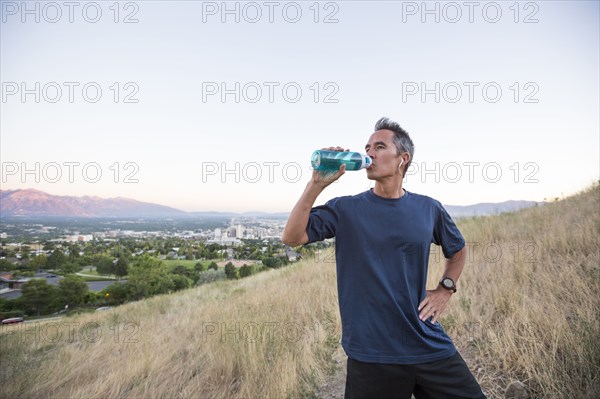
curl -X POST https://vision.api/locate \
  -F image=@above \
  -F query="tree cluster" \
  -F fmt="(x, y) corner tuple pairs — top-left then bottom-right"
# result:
(0, 274), (89, 318)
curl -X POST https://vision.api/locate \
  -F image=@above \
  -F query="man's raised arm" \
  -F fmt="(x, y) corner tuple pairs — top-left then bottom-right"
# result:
(282, 159), (346, 246)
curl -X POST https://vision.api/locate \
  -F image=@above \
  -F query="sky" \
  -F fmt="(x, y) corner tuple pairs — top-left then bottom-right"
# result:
(1, 0), (598, 212)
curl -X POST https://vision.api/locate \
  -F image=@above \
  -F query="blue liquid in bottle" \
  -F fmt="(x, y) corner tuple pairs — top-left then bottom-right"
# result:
(311, 150), (372, 171)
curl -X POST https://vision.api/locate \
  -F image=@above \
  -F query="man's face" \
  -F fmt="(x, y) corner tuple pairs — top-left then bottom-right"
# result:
(365, 129), (403, 180)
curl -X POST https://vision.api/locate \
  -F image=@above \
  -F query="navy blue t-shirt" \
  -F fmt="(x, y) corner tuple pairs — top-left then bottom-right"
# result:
(306, 188), (465, 364)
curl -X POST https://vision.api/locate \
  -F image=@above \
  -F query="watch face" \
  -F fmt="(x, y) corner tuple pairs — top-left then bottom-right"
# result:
(442, 278), (453, 288)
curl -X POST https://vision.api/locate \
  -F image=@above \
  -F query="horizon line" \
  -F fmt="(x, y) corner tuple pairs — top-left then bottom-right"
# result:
(0, 186), (559, 214)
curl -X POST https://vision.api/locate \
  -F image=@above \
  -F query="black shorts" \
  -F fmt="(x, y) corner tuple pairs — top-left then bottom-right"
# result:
(344, 351), (487, 399)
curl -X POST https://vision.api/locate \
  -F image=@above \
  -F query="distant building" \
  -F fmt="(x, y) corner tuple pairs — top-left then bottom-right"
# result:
(0, 272), (13, 286)
(65, 234), (93, 242)
(286, 248), (299, 261)
(0, 273), (29, 290)
(206, 237), (242, 247)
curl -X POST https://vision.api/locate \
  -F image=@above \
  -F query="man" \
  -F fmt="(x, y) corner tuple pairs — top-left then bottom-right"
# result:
(282, 117), (486, 398)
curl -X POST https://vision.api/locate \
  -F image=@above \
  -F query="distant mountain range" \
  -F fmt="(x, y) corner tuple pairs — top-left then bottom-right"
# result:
(0, 189), (185, 218)
(444, 201), (541, 218)
(0, 188), (541, 218)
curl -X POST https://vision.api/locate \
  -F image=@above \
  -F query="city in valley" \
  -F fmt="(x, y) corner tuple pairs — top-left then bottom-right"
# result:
(0, 216), (330, 321)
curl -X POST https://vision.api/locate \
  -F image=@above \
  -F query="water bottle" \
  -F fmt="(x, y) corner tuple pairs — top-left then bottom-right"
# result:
(311, 150), (372, 171)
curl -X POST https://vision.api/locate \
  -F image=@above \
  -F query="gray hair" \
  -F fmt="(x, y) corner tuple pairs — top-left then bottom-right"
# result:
(374, 117), (415, 174)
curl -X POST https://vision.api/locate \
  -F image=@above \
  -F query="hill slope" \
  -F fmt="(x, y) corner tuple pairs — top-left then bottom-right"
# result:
(1, 183), (598, 398)
(427, 183), (600, 398)
(0, 260), (341, 398)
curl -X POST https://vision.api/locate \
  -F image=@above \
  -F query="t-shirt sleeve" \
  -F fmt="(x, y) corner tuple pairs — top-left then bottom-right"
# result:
(432, 201), (465, 259)
(305, 199), (339, 244)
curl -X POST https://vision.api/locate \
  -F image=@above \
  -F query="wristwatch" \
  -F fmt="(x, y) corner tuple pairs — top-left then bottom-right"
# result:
(439, 277), (457, 293)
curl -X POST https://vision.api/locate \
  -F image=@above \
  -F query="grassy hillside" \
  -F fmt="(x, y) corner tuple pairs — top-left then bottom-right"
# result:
(1, 259), (340, 398)
(429, 182), (600, 398)
(1, 183), (598, 398)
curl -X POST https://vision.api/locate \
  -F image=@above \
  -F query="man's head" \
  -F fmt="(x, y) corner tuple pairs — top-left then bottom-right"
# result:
(365, 117), (414, 179)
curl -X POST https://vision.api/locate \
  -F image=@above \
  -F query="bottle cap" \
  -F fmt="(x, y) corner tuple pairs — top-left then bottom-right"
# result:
(311, 150), (322, 169)
(362, 155), (372, 169)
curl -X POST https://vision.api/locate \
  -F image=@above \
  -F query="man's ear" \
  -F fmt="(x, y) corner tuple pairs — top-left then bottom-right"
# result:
(399, 153), (410, 168)
(402, 152), (410, 165)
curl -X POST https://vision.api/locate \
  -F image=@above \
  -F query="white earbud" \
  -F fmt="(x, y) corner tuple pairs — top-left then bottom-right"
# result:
(398, 159), (404, 168)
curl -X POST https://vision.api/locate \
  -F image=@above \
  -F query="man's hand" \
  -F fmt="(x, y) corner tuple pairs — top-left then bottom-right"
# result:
(417, 286), (453, 324)
(282, 146), (347, 247)
(311, 146), (348, 189)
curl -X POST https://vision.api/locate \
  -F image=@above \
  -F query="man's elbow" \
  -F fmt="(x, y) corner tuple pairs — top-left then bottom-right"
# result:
(449, 246), (467, 263)
(282, 231), (307, 247)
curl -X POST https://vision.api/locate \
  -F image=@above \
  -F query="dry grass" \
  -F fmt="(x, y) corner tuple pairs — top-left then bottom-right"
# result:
(1, 259), (340, 398)
(430, 183), (600, 398)
(1, 183), (598, 398)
